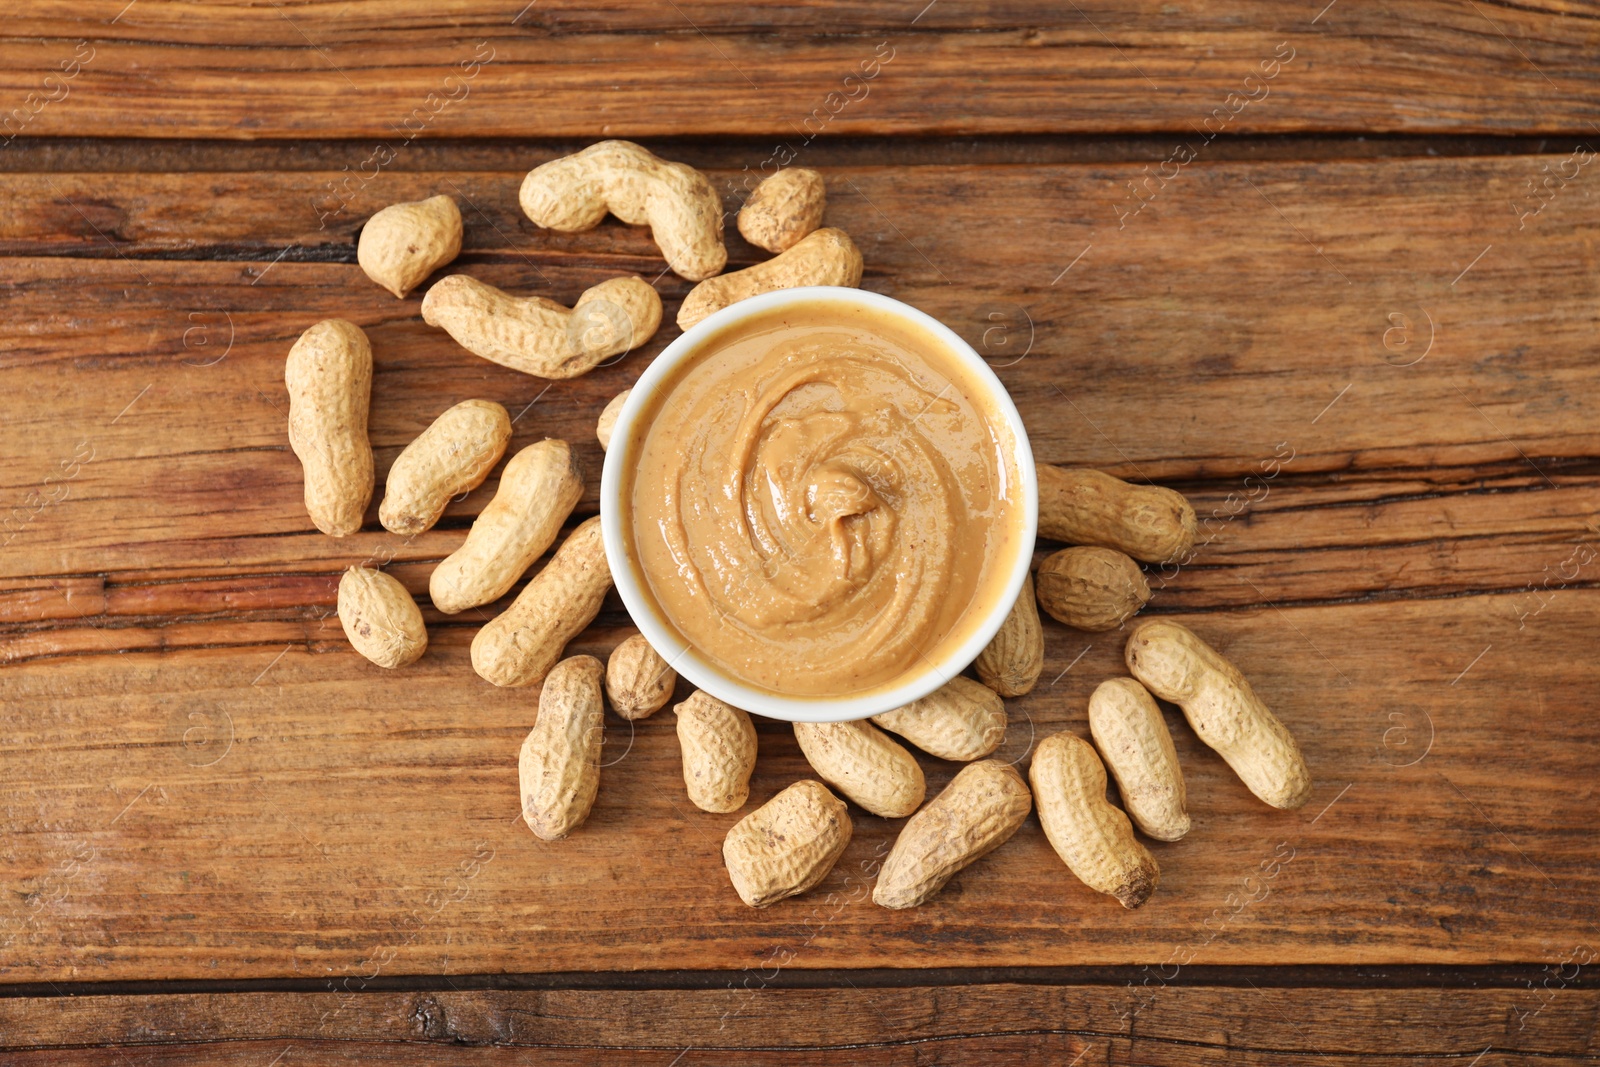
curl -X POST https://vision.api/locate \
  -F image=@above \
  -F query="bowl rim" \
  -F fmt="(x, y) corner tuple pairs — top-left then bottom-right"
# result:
(599, 285), (1039, 723)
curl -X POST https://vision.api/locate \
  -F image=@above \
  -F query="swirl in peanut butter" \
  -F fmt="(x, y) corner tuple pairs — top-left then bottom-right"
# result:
(627, 305), (1020, 697)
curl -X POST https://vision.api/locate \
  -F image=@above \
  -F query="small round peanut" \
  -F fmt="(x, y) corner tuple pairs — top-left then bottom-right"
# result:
(606, 633), (676, 721)
(1035, 546), (1151, 632)
(738, 168), (826, 253)
(356, 194), (462, 298)
(337, 566), (427, 669)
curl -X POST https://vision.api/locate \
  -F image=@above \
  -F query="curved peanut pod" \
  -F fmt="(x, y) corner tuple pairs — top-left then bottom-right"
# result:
(430, 440), (583, 615)
(1037, 465), (1196, 564)
(286, 319), (373, 537)
(738, 167), (826, 253)
(1035, 546), (1151, 632)
(380, 399), (512, 536)
(471, 516), (612, 689)
(337, 566), (427, 669)
(596, 389), (629, 451)
(677, 227), (863, 330)
(1030, 732), (1160, 908)
(794, 719), (925, 819)
(1125, 619), (1312, 810)
(519, 141), (726, 281)
(357, 194), (462, 298)
(873, 760), (1032, 909)
(1088, 678), (1190, 841)
(871, 677), (1007, 762)
(605, 633), (676, 721)
(422, 274), (662, 380)
(518, 655), (605, 840)
(974, 573), (1044, 697)
(724, 780), (852, 908)
(675, 690), (758, 813)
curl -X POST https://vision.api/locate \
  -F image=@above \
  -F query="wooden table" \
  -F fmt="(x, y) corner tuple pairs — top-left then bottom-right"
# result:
(3, 3), (1598, 1063)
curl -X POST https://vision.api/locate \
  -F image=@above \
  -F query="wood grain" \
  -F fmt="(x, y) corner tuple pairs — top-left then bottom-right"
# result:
(1, 132), (1598, 1009)
(2, 983), (1597, 1064)
(1, 3), (1598, 140)
(1, 589), (1596, 980)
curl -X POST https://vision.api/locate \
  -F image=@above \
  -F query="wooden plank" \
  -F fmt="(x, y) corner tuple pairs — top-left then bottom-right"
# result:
(0, 590), (1596, 981)
(1, 3), (1598, 139)
(2, 983), (1597, 1064)
(0, 157), (1596, 594)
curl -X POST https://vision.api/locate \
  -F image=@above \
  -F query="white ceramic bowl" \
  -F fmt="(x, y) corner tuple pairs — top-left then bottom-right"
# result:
(600, 286), (1038, 723)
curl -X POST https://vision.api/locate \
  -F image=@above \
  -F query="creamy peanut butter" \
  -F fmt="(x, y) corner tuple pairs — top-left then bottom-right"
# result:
(622, 301), (1023, 698)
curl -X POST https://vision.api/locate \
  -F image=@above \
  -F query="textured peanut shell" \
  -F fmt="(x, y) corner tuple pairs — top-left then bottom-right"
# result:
(285, 319), (373, 537)
(871, 677), (1007, 762)
(472, 516), (612, 688)
(519, 140), (726, 281)
(793, 720), (925, 819)
(379, 399), (512, 536)
(596, 389), (629, 451)
(677, 228), (864, 330)
(606, 633), (676, 721)
(1088, 677), (1190, 841)
(1037, 465), (1197, 564)
(974, 573), (1044, 697)
(1125, 619), (1312, 810)
(337, 566), (427, 669)
(724, 780), (852, 908)
(356, 195), (462, 298)
(518, 655), (605, 840)
(873, 760), (1032, 909)
(1035, 546), (1151, 632)
(1030, 732), (1160, 909)
(422, 274), (662, 380)
(675, 690), (758, 813)
(430, 440), (583, 615)
(738, 168), (826, 253)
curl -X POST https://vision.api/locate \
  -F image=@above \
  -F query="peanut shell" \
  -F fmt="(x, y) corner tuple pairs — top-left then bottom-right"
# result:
(337, 566), (427, 669)
(605, 633), (676, 721)
(1125, 619), (1312, 810)
(738, 168), (826, 253)
(677, 228), (863, 330)
(356, 194), (462, 298)
(873, 760), (1032, 909)
(285, 319), (373, 537)
(974, 573), (1044, 697)
(596, 389), (629, 451)
(1037, 465), (1196, 564)
(724, 780), (852, 907)
(675, 690), (759, 813)
(1088, 677), (1190, 841)
(379, 399), (512, 536)
(871, 677), (1007, 762)
(471, 516), (613, 688)
(1035, 546), (1151, 632)
(793, 719), (925, 819)
(518, 655), (605, 840)
(1030, 731), (1160, 908)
